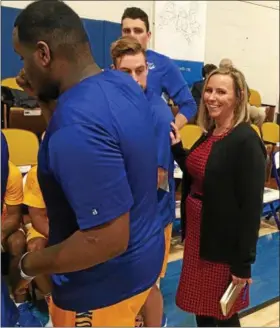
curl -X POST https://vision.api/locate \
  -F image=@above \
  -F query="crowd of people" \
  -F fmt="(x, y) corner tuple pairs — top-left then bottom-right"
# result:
(1, 1), (266, 327)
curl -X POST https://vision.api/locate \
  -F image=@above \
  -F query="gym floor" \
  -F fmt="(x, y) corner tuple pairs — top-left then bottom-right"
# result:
(164, 218), (279, 327)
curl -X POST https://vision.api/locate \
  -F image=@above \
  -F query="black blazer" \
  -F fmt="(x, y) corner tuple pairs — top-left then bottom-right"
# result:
(172, 122), (267, 278)
(191, 80), (205, 108)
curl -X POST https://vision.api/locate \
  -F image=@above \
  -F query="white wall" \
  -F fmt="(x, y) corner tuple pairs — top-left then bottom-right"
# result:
(244, 1), (279, 10)
(204, 1), (279, 105)
(154, 1), (207, 62)
(2, 1), (155, 45)
(3, 1), (279, 104)
(1, 1), (153, 21)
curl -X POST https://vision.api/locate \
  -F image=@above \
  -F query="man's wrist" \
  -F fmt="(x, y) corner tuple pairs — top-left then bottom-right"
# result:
(1, 233), (7, 251)
(175, 113), (188, 130)
(1, 234), (6, 245)
(19, 252), (35, 282)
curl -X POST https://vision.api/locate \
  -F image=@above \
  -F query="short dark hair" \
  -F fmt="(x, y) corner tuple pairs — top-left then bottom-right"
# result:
(202, 64), (217, 78)
(14, 0), (89, 54)
(121, 7), (150, 32)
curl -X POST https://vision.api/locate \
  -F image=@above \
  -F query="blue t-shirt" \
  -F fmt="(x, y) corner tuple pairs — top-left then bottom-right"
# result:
(1, 279), (19, 327)
(37, 70), (165, 312)
(145, 89), (175, 228)
(146, 49), (197, 121)
(1, 132), (9, 209)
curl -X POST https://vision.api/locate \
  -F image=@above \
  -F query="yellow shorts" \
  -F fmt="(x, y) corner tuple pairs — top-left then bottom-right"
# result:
(160, 223), (173, 278)
(49, 288), (151, 327)
(26, 224), (46, 243)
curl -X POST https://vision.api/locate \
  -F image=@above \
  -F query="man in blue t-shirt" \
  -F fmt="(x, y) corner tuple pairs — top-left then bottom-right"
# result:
(111, 36), (175, 328)
(12, 1), (164, 327)
(121, 7), (197, 130)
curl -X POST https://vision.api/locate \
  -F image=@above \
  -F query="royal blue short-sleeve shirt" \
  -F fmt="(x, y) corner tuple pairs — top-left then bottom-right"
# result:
(37, 70), (165, 312)
(145, 89), (175, 228)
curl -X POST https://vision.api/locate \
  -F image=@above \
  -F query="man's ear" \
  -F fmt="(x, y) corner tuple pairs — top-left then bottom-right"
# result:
(110, 64), (115, 69)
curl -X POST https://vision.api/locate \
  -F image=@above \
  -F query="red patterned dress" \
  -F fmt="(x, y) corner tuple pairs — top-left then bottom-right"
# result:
(176, 133), (249, 320)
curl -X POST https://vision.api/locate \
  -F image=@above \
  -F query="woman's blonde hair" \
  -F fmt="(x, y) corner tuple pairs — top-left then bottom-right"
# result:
(197, 66), (250, 132)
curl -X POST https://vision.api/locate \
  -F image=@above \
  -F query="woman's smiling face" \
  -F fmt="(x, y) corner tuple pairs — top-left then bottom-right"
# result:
(203, 74), (237, 120)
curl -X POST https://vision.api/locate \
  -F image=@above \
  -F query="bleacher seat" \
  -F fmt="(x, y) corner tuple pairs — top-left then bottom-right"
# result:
(249, 89), (262, 107)
(262, 122), (280, 144)
(180, 124), (203, 149)
(2, 129), (39, 170)
(1, 77), (22, 90)
(251, 124), (261, 137)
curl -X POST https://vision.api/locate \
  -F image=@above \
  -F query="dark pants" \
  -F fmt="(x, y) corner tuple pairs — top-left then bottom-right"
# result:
(1, 252), (10, 276)
(196, 314), (240, 327)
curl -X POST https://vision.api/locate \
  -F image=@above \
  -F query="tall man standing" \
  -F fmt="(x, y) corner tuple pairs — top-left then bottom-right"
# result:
(13, 1), (164, 326)
(121, 7), (197, 129)
(111, 36), (175, 327)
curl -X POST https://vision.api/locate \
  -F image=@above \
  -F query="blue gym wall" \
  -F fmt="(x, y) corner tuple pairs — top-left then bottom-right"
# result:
(1, 6), (202, 87)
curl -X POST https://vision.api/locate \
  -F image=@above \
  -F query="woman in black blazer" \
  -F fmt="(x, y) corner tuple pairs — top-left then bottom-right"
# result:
(171, 67), (266, 327)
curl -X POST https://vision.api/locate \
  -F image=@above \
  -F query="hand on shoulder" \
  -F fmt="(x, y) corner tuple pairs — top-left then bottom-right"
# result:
(170, 122), (181, 146)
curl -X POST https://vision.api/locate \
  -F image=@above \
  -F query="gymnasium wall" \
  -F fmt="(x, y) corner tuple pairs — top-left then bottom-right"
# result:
(205, 1), (279, 105)
(1, 0), (204, 87)
(1, 1), (279, 102)
(1, 1), (154, 82)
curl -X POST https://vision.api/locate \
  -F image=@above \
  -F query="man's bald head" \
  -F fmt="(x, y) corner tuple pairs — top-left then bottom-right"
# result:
(219, 58), (233, 69)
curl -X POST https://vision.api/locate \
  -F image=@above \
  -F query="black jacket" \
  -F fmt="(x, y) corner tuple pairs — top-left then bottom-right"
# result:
(191, 80), (205, 108)
(172, 122), (267, 278)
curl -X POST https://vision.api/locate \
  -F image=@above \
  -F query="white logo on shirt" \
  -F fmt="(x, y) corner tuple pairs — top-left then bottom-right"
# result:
(92, 209), (98, 215)
(147, 62), (155, 70)
(161, 93), (169, 103)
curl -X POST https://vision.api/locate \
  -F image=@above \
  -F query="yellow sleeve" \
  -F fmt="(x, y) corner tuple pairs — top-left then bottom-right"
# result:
(23, 166), (46, 209)
(4, 162), (23, 205)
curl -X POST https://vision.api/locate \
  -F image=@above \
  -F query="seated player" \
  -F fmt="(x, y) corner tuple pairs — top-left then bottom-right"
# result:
(1, 131), (19, 328)
(23, 166), (49, 250)
(111, 36), (175, 327)
(22, 165), (52, 326)
(1, 161), (44, 327)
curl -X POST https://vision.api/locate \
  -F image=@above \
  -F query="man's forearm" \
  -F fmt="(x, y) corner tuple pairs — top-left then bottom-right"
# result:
(22, 222), (129, 277)
(157, 167), (168, 190)
(32, 221), (49, 238)
(31, 215), (49, 238)
(2, 217), (21, 242)
(175, 113), (188, 130)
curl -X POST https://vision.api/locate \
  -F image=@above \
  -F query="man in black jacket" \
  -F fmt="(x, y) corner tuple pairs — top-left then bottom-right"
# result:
(191, 64), (217, 108)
